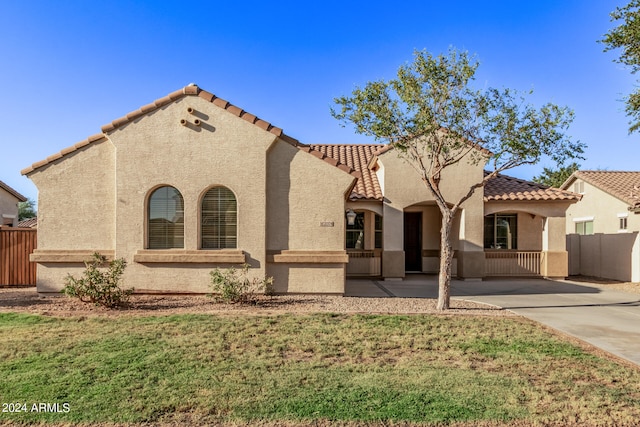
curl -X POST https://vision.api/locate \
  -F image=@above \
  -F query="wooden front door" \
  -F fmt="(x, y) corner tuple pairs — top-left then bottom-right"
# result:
(404, 212), (422, 272)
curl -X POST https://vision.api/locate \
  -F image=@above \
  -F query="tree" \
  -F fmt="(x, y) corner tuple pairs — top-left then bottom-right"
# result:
(532, 162), (580, 188)
(332, 49), (584, 310)
(18, 198), (36, 221)
(601, 0), (640, 133)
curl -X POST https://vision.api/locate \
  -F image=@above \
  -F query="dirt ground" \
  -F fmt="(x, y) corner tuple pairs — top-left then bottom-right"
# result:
(566, 275), (640, 294)
(0, 287), (508, 318)
(1, 276), (638, 318)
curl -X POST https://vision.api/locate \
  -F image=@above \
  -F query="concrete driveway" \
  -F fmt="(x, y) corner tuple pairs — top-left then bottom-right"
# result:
(346, 275), (640, 366)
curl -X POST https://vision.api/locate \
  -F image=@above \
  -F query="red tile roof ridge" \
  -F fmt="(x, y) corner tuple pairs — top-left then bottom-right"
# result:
(21, 85), (359, 179)
(309, 144), (382, 201)
(484, 171), (581, 202)
(0, 180), (27, 202)
(21, 134), (108, 175)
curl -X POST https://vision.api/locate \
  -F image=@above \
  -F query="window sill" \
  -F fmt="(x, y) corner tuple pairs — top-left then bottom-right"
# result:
(30, 250), (115, 263)
(134, 250), (245, 264)
(267, 250), (348, 264)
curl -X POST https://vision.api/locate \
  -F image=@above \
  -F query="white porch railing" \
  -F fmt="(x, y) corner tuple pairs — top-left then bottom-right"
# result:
(347, 251), (382, 276)
(485, 251), (542, 276)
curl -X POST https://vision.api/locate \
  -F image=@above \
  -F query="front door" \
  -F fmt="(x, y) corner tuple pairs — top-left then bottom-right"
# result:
(404, 212), (422, 272)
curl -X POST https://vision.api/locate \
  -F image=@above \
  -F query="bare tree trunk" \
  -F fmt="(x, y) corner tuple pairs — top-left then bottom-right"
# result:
(437, 212), (454, 310)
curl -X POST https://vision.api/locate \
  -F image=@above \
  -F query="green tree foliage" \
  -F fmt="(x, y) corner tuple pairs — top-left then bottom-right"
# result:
(332, 48), (584, 310)
(18, 198), (36, 221)
(532, 162), (580, 188)
(602, 0), (640, 133)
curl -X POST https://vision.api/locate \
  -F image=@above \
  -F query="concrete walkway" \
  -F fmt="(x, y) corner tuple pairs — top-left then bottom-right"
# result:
(346, 275), (640, 366)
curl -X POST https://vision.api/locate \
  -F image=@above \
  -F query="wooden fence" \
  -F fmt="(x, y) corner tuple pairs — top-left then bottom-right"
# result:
(0, 227), (37, 285)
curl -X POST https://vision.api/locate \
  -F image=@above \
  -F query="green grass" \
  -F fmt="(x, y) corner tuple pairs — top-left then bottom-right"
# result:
(0, 312), (639, 426)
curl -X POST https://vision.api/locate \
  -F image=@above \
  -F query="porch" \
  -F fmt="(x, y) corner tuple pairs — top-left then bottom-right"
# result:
(346, 250), (545, 278)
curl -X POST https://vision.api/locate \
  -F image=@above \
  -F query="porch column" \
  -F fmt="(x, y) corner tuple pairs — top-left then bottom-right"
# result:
(457, 206), (486, 280)
(542, 216), (568, 278)
(382, 203), (405, 280)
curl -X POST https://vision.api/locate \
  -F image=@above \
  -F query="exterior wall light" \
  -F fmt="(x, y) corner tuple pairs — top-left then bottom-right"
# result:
(346, 209), (357, 226)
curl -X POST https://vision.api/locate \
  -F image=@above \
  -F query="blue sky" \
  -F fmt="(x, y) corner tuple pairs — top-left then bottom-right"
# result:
(0, 0), (636, 202)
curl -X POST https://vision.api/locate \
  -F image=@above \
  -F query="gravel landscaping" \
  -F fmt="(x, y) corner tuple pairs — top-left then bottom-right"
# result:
(2, 276), (638, 318)
(0, 287), (509, 318)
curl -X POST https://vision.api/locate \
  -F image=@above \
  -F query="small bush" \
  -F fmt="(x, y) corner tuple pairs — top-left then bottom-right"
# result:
(62, 252), (133, 308)
(209, 263), (274, 304)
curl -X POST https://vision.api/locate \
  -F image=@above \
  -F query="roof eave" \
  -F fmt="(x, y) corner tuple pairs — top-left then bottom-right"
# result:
(0, 180), (27, 202)
(23, 84), (360, 179)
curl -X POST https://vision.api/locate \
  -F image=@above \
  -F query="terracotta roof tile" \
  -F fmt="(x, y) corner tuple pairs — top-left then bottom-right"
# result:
(562, 171), (640, 208)
(311, 145), (576, 203)
(21, 134), (108, 175)
(311, 144), (383, 201)
(484, 172), (581, 202)
(21, 85), (359, 182)
(0, 180), (27, 202)
(17, 217), (37, 228)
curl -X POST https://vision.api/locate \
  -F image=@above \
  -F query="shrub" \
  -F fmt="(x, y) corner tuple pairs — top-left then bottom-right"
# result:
(62, 252), (133, 308)
(209, 263), (274, 304)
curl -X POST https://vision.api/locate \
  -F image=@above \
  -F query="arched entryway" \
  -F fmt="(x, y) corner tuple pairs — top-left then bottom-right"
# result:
(345, 207), (383, 277)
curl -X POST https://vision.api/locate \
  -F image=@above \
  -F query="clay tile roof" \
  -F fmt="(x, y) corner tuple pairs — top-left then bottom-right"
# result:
(21, 85), (359, 180)
(311, 145), (579, 203)
(310, 145), (383, 201)
(563, 171), (640, 208)
(484, 172), (581, 202)
(0, 180), (27, 202)
(17, 217), (37, 228)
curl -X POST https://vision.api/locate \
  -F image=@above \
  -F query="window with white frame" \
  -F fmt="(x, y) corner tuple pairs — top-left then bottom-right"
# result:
(574, 181), (585, 194)
(575, 221), (593, 235)
(618, 213), (628, 232)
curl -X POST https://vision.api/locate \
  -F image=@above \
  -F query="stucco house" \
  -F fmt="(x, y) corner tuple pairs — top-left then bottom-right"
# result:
(561, 171), (640, 281)
(22, 85), (580, 294)
(0, 180), (27, 227)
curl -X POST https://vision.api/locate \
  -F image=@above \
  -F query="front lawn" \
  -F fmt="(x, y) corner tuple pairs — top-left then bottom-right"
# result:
(0, 312), (639, 426)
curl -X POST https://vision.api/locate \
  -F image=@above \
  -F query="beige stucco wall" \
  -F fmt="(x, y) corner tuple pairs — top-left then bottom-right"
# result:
(0, 187), (21, 227)
(565, 179), (640, 234)
(567, 232), (640, 281)
(376, 149), (485, 279)
(28, 140), (116, 291)
(27, 94), (354, 294)
(564, 179), (640, 281)
(105, 96), (277, 292)
(266, 139), (354, 293)
(485, 200), (573, 278)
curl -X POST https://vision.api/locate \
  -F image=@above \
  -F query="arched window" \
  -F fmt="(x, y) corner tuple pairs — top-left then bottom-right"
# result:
(201, 186), (237, 249)
(148, 186), (184, 249)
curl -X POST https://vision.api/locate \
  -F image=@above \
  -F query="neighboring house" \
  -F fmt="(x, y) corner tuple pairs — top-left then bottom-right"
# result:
(17, 217), (37, 228)
(22, 85), (580, 294)
(0, 180), (27, 227)
(561, 171), (640, 281)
